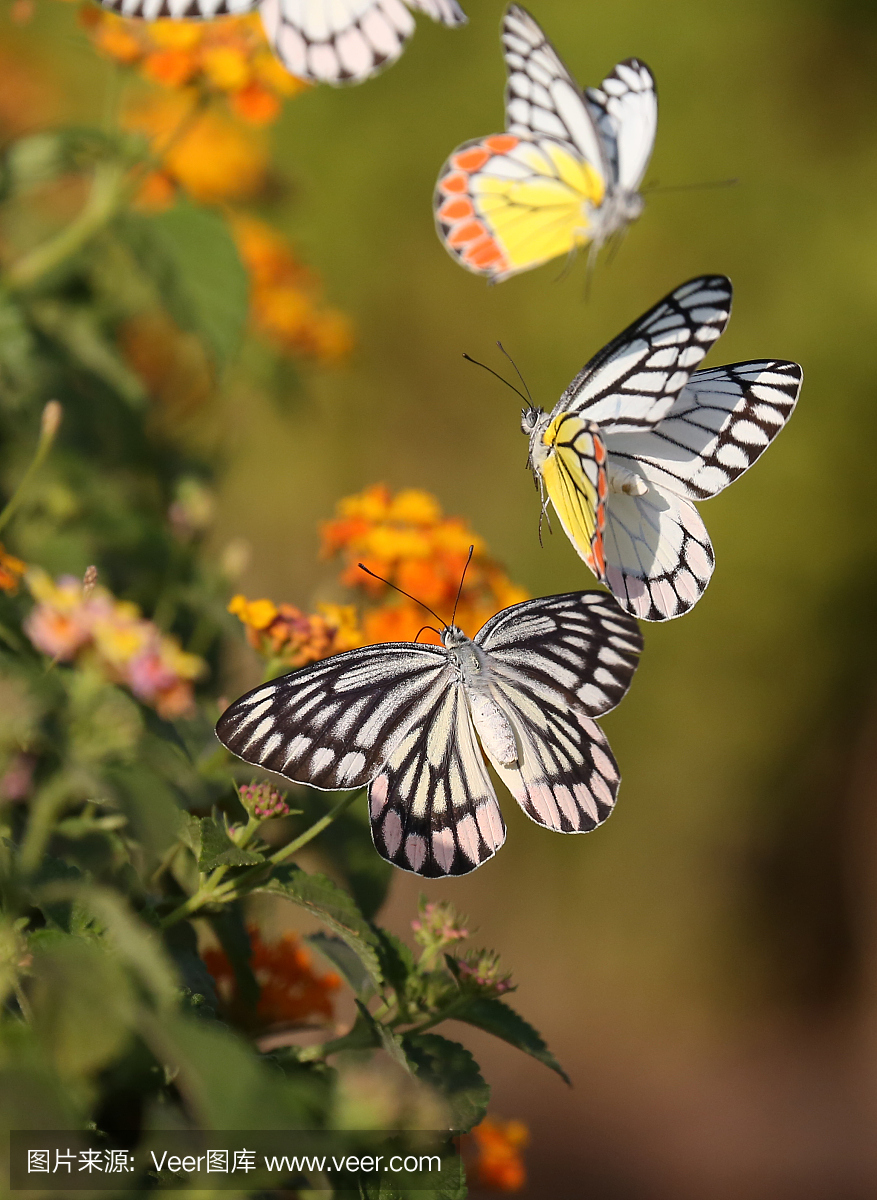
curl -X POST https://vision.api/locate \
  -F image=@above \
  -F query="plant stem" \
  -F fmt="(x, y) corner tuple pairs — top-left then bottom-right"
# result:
(2, 160), (127, 292)
(0, 402), (63, 538)
(159, 788), (365, 928)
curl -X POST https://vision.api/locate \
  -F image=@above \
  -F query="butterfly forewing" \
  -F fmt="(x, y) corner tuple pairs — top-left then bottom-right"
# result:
(585, 59), (657, 193)
(502, 5), (607, 171)
(474, 592), (642, 831)
(605, 360), (802, 502)
(369, 681), (506, 877)
(100, 0), (257, 16)
(216, 643), (452, 790)
(558, 275), (733, 432)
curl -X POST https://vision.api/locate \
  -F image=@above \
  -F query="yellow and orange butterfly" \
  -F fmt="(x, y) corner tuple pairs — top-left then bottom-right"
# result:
(434, 5), (657, 280)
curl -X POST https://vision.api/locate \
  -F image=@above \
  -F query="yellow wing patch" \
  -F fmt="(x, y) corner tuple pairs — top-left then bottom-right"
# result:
(538, 413), (608, 579)
(434, 136), (605, 280)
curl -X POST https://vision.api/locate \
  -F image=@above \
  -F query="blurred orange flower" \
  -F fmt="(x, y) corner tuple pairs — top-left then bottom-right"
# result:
(79, 9), (307, 122)
(232, 215), (355, 362)
(203, 926), (341, 1027)
(465, 1117), (529, 1192)
(0, 545), (26, 594)
(123, 93), (268, 204)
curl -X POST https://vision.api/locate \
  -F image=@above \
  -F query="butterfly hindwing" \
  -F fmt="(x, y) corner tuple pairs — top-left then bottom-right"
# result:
(537, 415), (608, 577)
(585, 58), (657, 194)
(604, 360), (803, 502)
(100, 0), (258, 16)
(215, 643), (453, 789)
(473, 592), (642, 831)
(558, 275), (733, 432)
(368, 680), (506, 877)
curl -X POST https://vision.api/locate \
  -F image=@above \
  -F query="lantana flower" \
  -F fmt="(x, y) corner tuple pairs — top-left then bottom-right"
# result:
(465, 1117), (530, 1192)
(24, 569), (205, 718)
(203, 925), (341, 1028)
(0, 545), (26, 594)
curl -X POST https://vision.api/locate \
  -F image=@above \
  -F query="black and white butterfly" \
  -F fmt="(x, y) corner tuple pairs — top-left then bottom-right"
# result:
(520, 275), (803, 621)
(434, 5), (657, 279)
(216, 591), (642, 877)
(99, 0), (467, 87)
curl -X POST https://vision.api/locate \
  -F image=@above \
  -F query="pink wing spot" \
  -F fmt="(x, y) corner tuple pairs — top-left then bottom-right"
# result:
(455, 813), (481, 864)
(574, 782), (599, 821)
(554, 784), (579, 828)
(439, 171), (469, 195)
(590, 773), (614, 808)
(528, 781), (562, 830)
(432, 828), (456, 873)
(369, 774), (389, 817)
(381, 809), (403, 858)
(452, 146), (491, 172)
(405, 834), (427, 873)
(575, 712), (601, 738)
(484, 134), (519, 154)
(591, 745), (618, 782)
(476, 802), (505, 851)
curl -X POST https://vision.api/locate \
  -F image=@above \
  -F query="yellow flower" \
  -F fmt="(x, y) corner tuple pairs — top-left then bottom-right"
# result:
(228, 595), (278, 631)
(201, 46), (251, 91)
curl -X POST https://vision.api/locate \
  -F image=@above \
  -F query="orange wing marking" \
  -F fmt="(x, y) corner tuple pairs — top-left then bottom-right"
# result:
(435, 135), (521, 278)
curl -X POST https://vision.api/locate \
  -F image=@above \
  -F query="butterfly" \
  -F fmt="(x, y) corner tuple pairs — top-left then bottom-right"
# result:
(518, 275), (803, 621)
(99, 0), (467, 87)
(216, 591), (643, 877)
(434, 4), (656, 281)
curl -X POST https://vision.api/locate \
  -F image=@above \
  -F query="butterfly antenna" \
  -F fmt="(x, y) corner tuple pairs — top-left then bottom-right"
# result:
(451, 545), (474, 628)
(357, 563), (448, 629)
(642, 177), (738, 195)
(495, 342), (533, 407)
(462, 353), (528, 405)
(413, 625), (443, 644)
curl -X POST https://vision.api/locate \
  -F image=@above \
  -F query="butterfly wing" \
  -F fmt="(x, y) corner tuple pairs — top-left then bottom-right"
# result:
(215, 642), (453, 789)
(260, 0), (463, 85)
(99, 0), (257, 16)
(602, 484), (714, 621)
(368, 680), (506, 877)
(604, 360), (802, 502)
(472, 591), (642, 832)
(556, 276), (733, 432)
(536, 414), (609, 579)
(585, 59), (657, 194)
(433, 4), (608, 279)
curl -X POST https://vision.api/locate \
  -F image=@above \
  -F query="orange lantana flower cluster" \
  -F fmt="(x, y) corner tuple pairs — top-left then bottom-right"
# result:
(78, 9), (305, 124)
(227, 595), (362, 670)
(230, 485), (529, 665)
(322, 485), (529, 645)
(233, 216), (356, 363)
(203, 926), (341, 1028)
(24, 569), (205, 718)
(0, 545), (26, 594)
(465, 1117), (529, 1192)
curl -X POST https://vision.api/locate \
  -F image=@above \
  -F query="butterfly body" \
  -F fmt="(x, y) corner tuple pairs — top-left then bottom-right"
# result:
(517, 276), (803, 620)
(434, 6), (657, 280)
(217, 591), (643, 877)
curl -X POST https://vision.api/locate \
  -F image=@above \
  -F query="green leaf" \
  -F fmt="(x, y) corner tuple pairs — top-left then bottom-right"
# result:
(103, 764), (183, 867)
(449, 996), (570, 1085)
(28, 938), (136, 1078)
(401, 1033), (489, 1133)
(254, 864), (383, 990)
(162, 920), (219, 1014)
(355, 1000), (410, 1073)
(373, 928), (416, 996)
(207, 907), (258, 1008)
(308, 932), (375, 997)
(296, 788), (393, 919)
(130, 201), (249, 366)
(197, 815), (265, 870)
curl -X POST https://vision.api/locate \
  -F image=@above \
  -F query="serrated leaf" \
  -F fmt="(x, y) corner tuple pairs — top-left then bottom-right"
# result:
(197, 816), (265, 870)
(401, 1033), (489, 1133)
(254, 865), (382, 990)
(307, 932), (374, 997)
(132, 202), (248, 366)
(449, 996), (570, 1085)
(163, 920), (219, 1013)
(355, 1000), (410, 1073)
(373, 928), (416, 996)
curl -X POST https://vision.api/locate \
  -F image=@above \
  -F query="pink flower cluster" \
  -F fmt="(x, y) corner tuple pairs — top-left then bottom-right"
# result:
(239, 781), (291, 819)
(411, 899), (469, 946)
(24, 569), (205, 718)
(455, 950), (514, 996)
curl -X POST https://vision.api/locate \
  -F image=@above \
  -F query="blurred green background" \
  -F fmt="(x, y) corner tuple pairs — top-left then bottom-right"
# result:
(9, 0), (877, 1194)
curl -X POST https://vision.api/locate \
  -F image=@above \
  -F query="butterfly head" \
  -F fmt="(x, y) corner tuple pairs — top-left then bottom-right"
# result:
(441, 624), (470, 651)
(520, 405), (544, 436)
